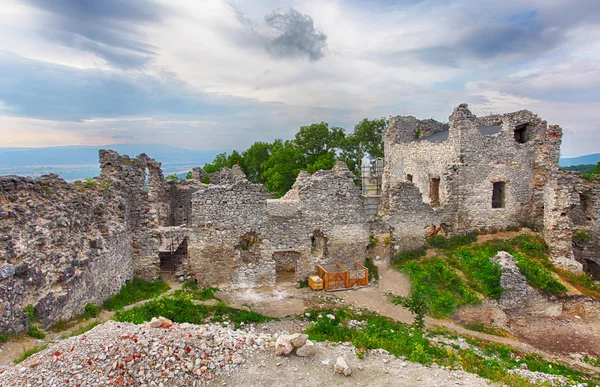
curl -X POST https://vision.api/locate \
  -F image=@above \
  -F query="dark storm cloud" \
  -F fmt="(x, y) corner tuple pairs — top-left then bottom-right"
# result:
(264, 8), (327, 61)
(22, 0), (165, 68)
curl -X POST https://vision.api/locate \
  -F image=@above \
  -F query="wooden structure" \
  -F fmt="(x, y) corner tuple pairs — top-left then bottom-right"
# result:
(315, 261), (369, 291)
(308, 275), (323, 290)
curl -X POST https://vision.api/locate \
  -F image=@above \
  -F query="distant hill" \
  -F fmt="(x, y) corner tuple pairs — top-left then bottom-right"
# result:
(562, 164), (597, 173)
(559, 153), (600, 167)
(0, 144), (224, 181)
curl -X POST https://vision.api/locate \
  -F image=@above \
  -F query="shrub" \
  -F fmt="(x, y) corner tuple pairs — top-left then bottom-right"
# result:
(297, 277), (309, 288)
(81, 303), (101, 319)
(185, 171), (193, 180)
(103, 278), (170, 311)
(27, 325), (45, 339)
(23, 305), (36, 322)
(573, 229), (593, 243)
(84, 178), (97, 189)
(363, 257), (379, 281)
(368, 234), (379, 246)
(201, 177), (210, 184)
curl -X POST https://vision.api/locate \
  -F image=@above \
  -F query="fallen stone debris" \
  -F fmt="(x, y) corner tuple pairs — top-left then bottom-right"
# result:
(0, 320), (271, 387)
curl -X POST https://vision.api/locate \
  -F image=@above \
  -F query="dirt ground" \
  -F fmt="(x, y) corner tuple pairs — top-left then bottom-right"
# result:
(213, 339), (490, 387)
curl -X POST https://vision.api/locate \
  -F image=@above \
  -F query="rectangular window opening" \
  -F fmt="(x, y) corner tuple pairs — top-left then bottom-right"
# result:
(406, 174), (413, 182)
(429, 177), (440, 207)
(492, 182), (506, 208)
(514, 124), (529, 143)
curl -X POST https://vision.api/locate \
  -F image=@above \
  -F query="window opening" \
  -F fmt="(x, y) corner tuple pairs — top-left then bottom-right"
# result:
(429, 178), (440, 207)
(492, 182), (506, 208)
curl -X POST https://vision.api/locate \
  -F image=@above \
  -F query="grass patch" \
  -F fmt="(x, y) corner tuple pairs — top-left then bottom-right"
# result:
(297, 277), (309, 288)
(364, 257), (379, 281)
(81, 303), (102, 319)
(426, 232), (478, 250)
(13, 344), (48, 364)
(583, 356), (600, 367)
(554, 269), (600, 299)
(513, 252), (567, 294)
(27, 325), (45, 339)
(391, 247), (426, 266)
(61, 321), (101, 339)
(573, 229), (593, 243)
(103, 278), (170, 311)
(114, 289), (274, 329)
(451, 247), (503, 299)
(303, 308), (599, 386)
(396, 258), (479, 317)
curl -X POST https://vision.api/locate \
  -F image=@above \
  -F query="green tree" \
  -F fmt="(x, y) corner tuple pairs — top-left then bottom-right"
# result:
(185, 171), (193, 180)
(294, 122), (345, 167)
(338, 118), (386, 176)
(261, 140), (301, 198)
(242, 142), (272, 184)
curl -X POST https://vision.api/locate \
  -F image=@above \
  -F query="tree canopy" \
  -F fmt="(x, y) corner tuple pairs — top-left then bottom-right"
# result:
(202, 118), (386, 197)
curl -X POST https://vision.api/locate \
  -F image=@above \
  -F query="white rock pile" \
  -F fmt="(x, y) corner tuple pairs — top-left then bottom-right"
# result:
(0, 319), (271, 387)
(275, 333), (316, 357)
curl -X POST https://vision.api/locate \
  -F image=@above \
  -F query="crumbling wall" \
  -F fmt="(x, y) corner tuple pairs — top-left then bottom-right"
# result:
(0, 150), (171, 334)
(188, 162), (370, 287)
(382, 104), (561, 252)
(545, 170), (600, 275)
(0, 173), (133, 333)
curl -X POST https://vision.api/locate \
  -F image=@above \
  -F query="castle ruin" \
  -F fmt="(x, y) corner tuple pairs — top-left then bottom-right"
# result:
(0, 103), (598, 335)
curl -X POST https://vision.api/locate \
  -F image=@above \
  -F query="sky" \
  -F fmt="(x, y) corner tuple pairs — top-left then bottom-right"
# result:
(0, 0), (599, 157)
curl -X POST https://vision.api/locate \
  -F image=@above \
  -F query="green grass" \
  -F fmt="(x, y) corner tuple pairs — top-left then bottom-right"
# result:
(426, 232), (478, 250)
(573, 229), (593, 243)
(114, 288), (273, 329)
(23, 304), (36, 322)
(61, 321), (101, 340)
(303, 308), (599, 387)
(392, 234), (578, 318)
(363, 257), (379, 281)
(583, 356), (600, 367)
(27, 325), (45, 339)
(102, 278), (170, 311)
(397, 258), (479, 317)
(81, 303), (102, 319)
(13, 344), (48, 364)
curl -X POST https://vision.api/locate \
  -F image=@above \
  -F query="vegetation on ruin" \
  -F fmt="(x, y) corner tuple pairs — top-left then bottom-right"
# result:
(165, 174), (179, 181)
(102, 278), (170, 311)
(114, 288), (274, 329)
(363, 257), (379, 281)
(202, 118), (386, 197)
(573, 229), (593, 243)
(13, 344), (48, 365)
(26, 325), (45, 339)
(185, 171), (193, 179)
(581, 162), (600, 182)
(303, 307), (599, 386)
(201, 177), (210, 184)
(392, 234), (572, 318)
(84, 177), (97, 189)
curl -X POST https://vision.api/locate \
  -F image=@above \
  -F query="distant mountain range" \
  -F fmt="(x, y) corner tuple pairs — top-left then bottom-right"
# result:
(559, 153), (600, 167)
(0, 144), (224, 181)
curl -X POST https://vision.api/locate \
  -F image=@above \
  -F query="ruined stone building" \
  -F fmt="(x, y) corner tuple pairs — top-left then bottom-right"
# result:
(0, 103), (598, 335)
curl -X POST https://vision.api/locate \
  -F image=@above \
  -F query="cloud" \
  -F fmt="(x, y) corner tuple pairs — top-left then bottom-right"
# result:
(21, 0), (165, 68)
(112, 134), (140, 140)
(264, 8), (327, 61)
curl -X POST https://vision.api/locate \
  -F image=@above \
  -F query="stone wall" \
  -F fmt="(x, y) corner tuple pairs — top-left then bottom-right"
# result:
(0, 149), (172, 334)
(382, 104), (564, 253)
(0, 173), (133, 333)
(187, 162), (370, 288)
